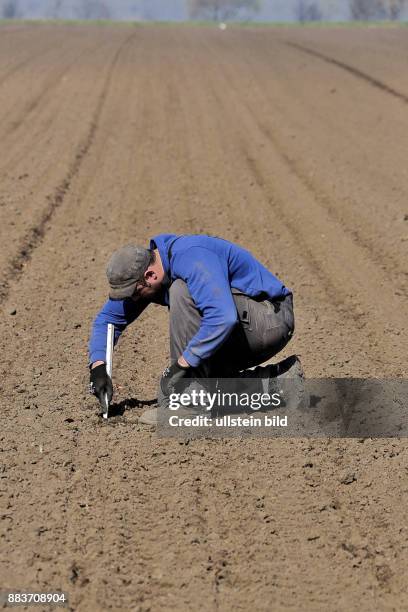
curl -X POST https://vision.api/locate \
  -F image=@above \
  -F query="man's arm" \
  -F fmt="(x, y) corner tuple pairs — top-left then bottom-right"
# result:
(174, 247), (238, 367)
(88, 298), (149, 409)
(89, 297), (148, 365)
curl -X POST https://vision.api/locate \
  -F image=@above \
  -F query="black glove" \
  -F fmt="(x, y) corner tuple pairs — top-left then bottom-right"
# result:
(89, 363), (113, 409)
(160, 361), (190, 397)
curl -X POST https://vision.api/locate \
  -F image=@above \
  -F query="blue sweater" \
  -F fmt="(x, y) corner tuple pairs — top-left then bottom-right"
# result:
(89, 234), (291, 367)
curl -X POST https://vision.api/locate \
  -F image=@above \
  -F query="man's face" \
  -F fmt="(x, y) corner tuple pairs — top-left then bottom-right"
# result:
(131, 267), (163, 302)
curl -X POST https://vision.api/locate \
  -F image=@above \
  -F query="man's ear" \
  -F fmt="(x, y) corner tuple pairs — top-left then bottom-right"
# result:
(145, 268), (157, 281)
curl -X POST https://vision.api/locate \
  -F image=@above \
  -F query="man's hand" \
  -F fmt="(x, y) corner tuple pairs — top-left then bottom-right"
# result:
(89, 363), (113, 409)
(160, 360), (190, 397)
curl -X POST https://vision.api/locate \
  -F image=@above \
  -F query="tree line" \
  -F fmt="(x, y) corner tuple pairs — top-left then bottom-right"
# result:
(295, 0), (406, 22)
(0, 0), (112, 19)
(1, 0), (407, 22)
(187, 0), (407, 21)
(349, 0), (406, 19)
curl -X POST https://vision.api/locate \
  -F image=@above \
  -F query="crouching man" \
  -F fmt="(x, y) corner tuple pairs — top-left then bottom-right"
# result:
(89, 233), (301, 425)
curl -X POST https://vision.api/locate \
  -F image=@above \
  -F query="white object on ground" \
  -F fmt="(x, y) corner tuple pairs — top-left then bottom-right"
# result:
(219, 22), (227, 30)
(103, 323), (114, 419)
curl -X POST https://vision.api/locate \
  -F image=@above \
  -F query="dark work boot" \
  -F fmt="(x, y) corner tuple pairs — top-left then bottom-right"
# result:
(140, 379), (211, 426)
(237, 355), (306, 409)
(268, 355), (306, 409)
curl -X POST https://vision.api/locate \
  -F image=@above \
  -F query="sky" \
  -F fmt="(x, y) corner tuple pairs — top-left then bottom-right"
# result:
(1, 0), (407, 21)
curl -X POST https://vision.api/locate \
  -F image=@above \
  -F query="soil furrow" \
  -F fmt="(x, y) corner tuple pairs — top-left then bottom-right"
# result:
(0, 52), (45, 88)
(0, 28), (71, 86)
(203, 33), (408, 292)
(0, 31), (136, 303)
(285, 40), (408, 105)
(253, 118), (408, 293)
(1, 40), (105, 139)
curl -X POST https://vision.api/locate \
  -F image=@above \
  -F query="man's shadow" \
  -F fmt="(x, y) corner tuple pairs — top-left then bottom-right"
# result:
(106, 397), (156, 417)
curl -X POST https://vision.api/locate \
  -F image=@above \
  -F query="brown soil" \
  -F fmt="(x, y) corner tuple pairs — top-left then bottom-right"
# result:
(0, 24), (407, 611)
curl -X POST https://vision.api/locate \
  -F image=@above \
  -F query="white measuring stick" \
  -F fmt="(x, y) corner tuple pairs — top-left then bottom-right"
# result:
(103, 323), (114, 419)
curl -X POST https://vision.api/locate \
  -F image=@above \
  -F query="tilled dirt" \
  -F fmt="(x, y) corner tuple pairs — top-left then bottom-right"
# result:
(0, 24), (407, 611)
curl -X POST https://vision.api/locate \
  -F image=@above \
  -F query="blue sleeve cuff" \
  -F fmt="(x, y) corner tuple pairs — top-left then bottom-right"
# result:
(89, 350), (107, 365)
(182, 349), (202, 368)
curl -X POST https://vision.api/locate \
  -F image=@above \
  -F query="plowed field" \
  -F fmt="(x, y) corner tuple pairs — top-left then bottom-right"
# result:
(1, 24), (407, 611)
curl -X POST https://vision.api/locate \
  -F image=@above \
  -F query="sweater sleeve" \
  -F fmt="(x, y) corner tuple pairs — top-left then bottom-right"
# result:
(88, 298), (148, 364)
(175, 247), (238, 367)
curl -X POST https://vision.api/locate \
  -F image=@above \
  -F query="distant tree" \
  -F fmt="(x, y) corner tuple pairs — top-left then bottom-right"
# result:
(1, 0), (20, 18)
(76, 0), (111, 20)
(51, 0), (64, 19)
(188, 0), (261, 22)
(295, 0), (323, 22)
(349, 0), (384, 19)
(380, 0), (407, 18)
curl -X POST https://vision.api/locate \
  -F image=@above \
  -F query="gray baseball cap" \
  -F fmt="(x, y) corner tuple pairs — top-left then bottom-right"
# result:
(106, 245), (151, 300)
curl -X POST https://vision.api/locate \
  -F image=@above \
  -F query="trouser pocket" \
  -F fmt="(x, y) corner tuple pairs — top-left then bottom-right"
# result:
(252, 295), (294, 354)
(233, 294), (252, 330)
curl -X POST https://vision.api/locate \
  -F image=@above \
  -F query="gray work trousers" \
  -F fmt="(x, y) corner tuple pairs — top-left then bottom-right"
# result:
(169, 280), (294, 378)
